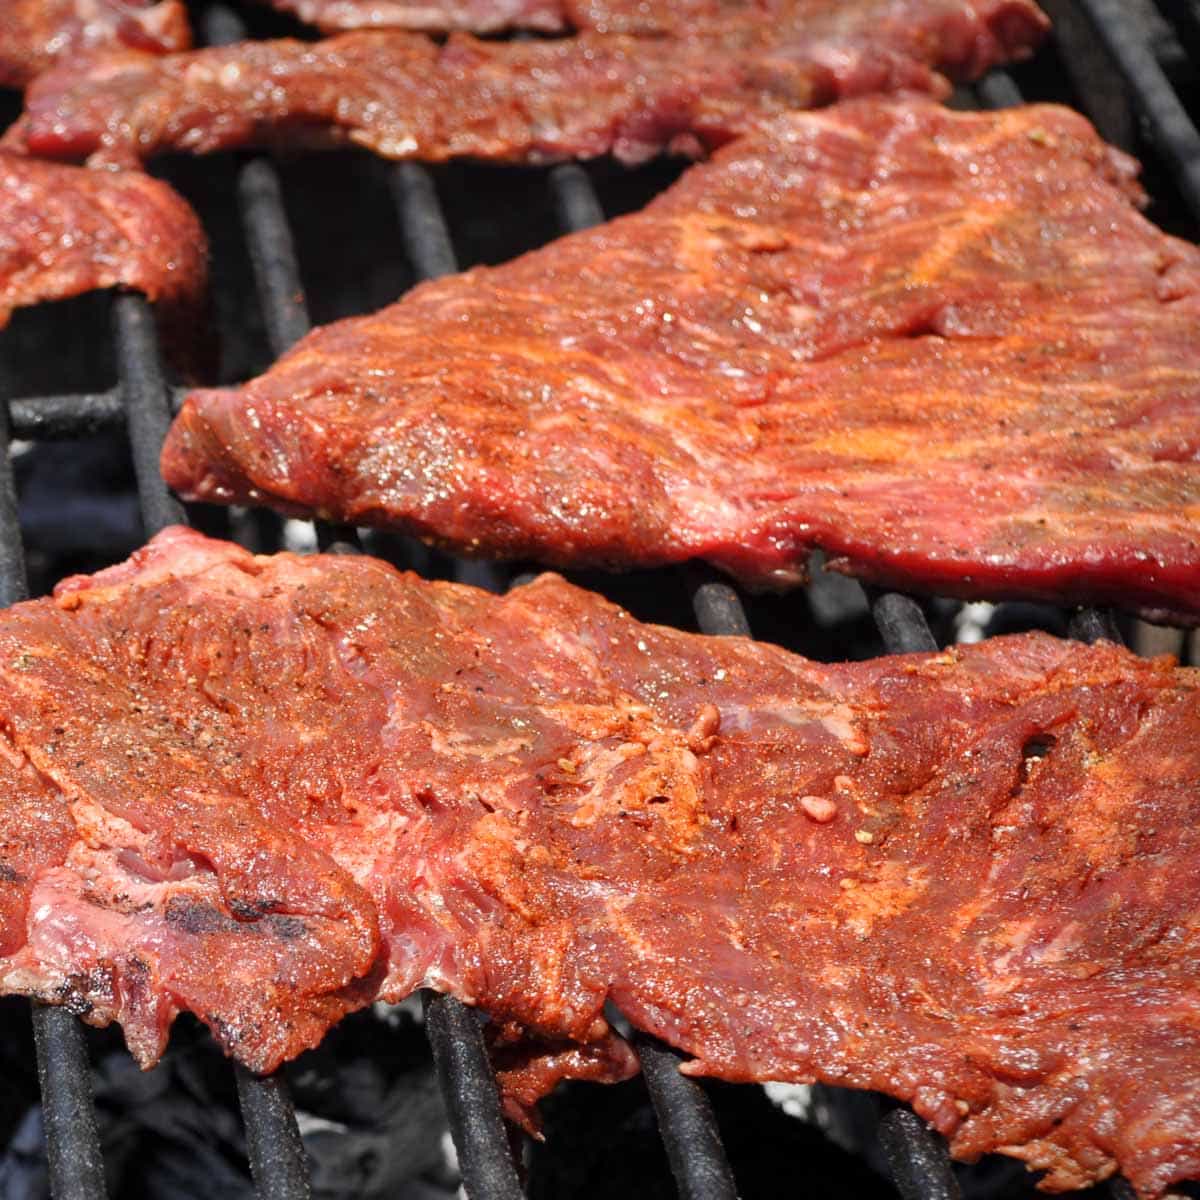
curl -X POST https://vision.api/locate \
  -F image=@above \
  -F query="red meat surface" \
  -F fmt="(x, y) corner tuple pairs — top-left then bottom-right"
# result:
(4, 0), (1046, 166)
(163, 100), (1200, 622)
(255, 0), (1042, 40)
(260, 0), (568, 33)
(0, 154), (207, 344)
(1, 526), (1197, 1196)
(0, 0), (189, 90)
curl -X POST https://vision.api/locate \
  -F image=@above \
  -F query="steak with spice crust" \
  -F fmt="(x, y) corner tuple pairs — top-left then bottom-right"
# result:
(254, 0), (1043, 39)
(259, 0), (569, 33)
(0, 0), (189, 89)
(0, 155), (207, 348)
(163, 99), (1200, 622)
(3, 0), (1046, 166)
(1, 527), (1198, 1196)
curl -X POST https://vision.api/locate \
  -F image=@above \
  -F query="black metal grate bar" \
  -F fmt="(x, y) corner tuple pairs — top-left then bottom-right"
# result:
(0, 392), (28, 606)
(113, 294), (186, 532)
(235, 1065), (313, 1200)
(870, 592), (938, 655)
(204, 6), (310, 364)
(31, 1006), (109, 1200)
(310, 529), (516, 1200)
(315, 522), (361, 553)
(1073, 0), (1200, 219)
(389, 161), (513, 591)
(199, 2), (247, 47)
(121, 262), (315, 1200)
(5, 359), (109, 1194)
(234, 1083), (307, 1199)
(975, 69), (1024, 110)
(422, 992), (526, 1200)
(548, 164), (607, 232)
(633, 1035), (740, 1200)
(1157, 0), (1200, 67)
(689, 573), (754, 639)
(878, 1108), (961, 1200)
(238, 158), (312, 356)
(10, 391), (126, 440)
(1106, 1176), (1138, 1200)
(392, 163), (460, 282)
(1069, 607), (1123, 645)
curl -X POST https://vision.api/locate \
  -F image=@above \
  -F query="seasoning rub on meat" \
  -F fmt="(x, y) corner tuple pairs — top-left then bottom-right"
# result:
(164, 99), (1200, 622)
(0, 0), (189, 90)
(3, 0), (1046, 166)
(0, 155), (207, 342)
(2, 527), (1198, 1197)
(258, 0), (570, 33)
(254, 0), (1041, 38)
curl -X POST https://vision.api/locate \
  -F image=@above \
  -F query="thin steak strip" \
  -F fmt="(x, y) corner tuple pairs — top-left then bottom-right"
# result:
(3, 0), (1047, 167)
(2, 526), (1198, 1196)
(260, 0), (569, 33)
(0, 0), (189, 90)
(256, 0), (1040, 37)
(0, 155), (207, 346)
(163, 100), (1200, 623)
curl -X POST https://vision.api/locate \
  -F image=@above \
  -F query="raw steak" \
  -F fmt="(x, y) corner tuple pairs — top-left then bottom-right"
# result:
(0, 154), (207, 345)
(3, 0), (1047, 166)
(162, 99), (1200, 623)
(0, 0), (189, 90)
(1, 526), (1198, 1196)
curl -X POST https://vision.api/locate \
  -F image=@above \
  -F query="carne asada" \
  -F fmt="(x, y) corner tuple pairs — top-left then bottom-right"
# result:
(1, 526), (1197, 1196)
(0, 0), (189, 90)
(260, 0), (568, 33)
(0, 154), (206, 343)
(257, 0), (1042, 40)
(163, 100), (1200, 622)
(4, 0), (1047, 166)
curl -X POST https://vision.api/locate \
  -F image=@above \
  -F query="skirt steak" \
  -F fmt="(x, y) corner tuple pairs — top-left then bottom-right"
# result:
(162, 100), (1200, 622)
(0, 527), (1197, 1196)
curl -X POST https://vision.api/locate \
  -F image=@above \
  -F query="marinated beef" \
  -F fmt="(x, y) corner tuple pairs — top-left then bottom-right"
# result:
(163, 100), (1200, 622)
(3, 0), (1047, 166)
(0, 0), (189, 90)
(2, 526), (1199, 1196)
(257, 0), (1042, 38)
(260, 0), (569, 33)
(0, 155), (207, 344)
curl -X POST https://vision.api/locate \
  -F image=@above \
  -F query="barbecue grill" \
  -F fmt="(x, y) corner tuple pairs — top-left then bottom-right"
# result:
(2, 0), (1198, 1196)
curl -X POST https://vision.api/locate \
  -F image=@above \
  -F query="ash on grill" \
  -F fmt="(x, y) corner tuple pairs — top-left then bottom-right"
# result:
(1, 1), (1198, 1198)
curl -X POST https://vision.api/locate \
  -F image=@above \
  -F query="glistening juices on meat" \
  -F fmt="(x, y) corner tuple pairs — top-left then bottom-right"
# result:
(0, 527), (1197, 1196)
(248, 0), (1043, 40)
(0, 157), (208, 353)
(161, 99), (1200, 623)
(4, 0), (1047, 166)
(0, 0), (189, 89)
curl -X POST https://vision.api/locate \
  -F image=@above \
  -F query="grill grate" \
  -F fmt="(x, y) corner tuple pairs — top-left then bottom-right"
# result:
(2, 1), (1198, 1196)
(423, 992), (525, 1200)
(1074, 0), (1200, 221)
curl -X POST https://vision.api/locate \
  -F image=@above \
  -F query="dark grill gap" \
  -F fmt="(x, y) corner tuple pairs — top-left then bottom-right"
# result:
(0, 1), (1196, 1196)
